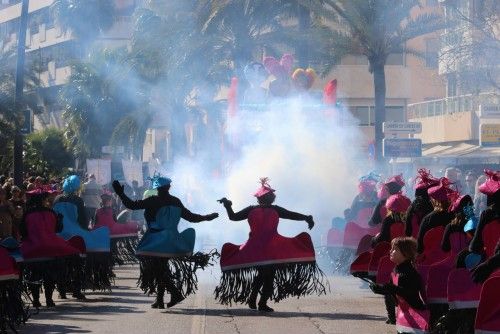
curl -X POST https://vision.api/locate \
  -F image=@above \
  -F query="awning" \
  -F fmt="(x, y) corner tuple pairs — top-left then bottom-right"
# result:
(418, 142), (500, 164)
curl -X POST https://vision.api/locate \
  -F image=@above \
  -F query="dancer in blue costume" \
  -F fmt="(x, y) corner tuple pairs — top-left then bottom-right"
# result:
(112, 174), (218, 309)
(53, 175), (113, 296)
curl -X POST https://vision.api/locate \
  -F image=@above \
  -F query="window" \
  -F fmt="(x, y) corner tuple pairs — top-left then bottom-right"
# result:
(350, 106), (372, 126)
(425, 39), (439, 68)
(386, 106), (405, 122)
(386, 53), (405, 66)
(447, 75), (457, 97)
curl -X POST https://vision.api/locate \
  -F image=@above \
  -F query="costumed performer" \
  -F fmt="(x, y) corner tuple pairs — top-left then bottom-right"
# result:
(112, 174), (218, 309)
(93, 192), (139, 265)
(405, 169), (438, 238)
(215, 178), (327, 312)
(53, 175), (113, 296)
(20, 187), (85, 308)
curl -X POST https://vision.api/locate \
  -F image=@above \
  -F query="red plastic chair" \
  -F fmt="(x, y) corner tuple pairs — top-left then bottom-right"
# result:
(475, 272), (500, 333)
(390, 222), (405, 240)
(327, 228), (343, 248)
(376, 255), (394, 285)
(350, 251), (372, 276)
(368, 242), (391, 276)
(355, 234), (373, 255)
(448, 268), (482, 309)
(418, 226), (447, 265)
(342, 222), (379, 250)
(0, 247), (19, 281)
(426, 232), (469, 304)
(355, 207), (374, 228)
(482, 220), (500, 258)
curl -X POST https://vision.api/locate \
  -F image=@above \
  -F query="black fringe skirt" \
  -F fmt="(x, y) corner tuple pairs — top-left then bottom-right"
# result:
(83, 252), (114, 291)
(214, 261), (329, 305)
(138, 250), (218, 298)
(0, 279), (29, 333)
(23, 255), (82, 292)
(111, 237), (139, 266)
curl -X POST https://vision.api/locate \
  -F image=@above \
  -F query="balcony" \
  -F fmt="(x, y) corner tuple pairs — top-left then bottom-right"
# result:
(407, 93), (499, 144)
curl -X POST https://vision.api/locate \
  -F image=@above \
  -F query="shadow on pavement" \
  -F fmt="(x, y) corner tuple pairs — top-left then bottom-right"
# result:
(20, 323), (91, 333)
(165, 308), (386, 321)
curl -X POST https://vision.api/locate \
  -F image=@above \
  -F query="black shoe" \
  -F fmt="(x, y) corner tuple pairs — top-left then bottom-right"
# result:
(151, 300), (165, 309)
(167, 295), (185, 308)
(46, 299), (56, 308)
(32, 300), (41, 308)
(248, 295), (257, 310)
(258, 304), (274, 312)
(385, 318), (396, 325)
(72, 292), (86, 300)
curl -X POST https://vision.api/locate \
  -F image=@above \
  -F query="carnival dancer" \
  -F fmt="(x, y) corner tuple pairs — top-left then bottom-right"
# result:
(441, 193), (473, 253)
(417, 178), (454, 254)
(93, 192), (140, 265)
(369, 174), (405, 227)
(405, 169), (438, 238)
(20, 187), (84, 308)
(215, 178), (327, 312)
(369, 237), (428, 333)
(0, 244), (27, 333)
(112, 174), (218, 309)
(53, 175), (113, 296)
(370, 193), (410, 325)
(372, 193), (410, 246)
(470, 170), (500, 256)
(346, 173), (379, 222)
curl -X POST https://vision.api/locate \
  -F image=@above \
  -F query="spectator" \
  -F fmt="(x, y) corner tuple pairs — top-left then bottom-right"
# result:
(81, 174), (102, 226)
(463, 172), (477, 196)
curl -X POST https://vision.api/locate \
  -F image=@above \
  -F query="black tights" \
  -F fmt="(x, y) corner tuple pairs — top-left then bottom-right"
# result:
(156, 264), (182, 301)
(30, 280), (55, 303)
(250, 267), (276, 305)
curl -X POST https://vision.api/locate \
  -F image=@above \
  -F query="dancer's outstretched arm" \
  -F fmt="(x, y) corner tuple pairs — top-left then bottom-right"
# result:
(218, 198), (252, 221)
(274, 206), (315, 230)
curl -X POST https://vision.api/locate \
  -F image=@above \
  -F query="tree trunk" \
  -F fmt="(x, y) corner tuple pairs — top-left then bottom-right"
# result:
(297, 5), (311, 68)
(13, 0), (29, 187)
(372, 63), (386, 165)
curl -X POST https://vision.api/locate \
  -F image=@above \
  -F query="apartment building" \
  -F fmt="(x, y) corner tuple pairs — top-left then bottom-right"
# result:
(0, 0), (138, 128)
(406, 0), (500, 168)
(314, 0), (446, 149)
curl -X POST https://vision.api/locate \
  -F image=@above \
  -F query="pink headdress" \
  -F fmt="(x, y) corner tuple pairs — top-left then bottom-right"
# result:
(385, 193), (411, 213)
(415, 168), (439, 190)
(478, 169), (500, 196)
(253, 177), (276, 198)
(385, 174), (405, 187)
(448, 191), (472, 213)
(428, 177), (454, 202)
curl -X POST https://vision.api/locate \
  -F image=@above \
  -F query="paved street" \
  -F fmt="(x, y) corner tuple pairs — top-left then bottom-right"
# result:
(20, 266), (394, 334)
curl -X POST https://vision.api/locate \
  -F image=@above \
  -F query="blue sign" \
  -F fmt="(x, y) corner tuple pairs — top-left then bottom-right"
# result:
(383, 138), (422, 158)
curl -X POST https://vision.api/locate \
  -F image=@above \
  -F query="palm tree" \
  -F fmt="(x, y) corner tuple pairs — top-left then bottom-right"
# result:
(59, 48), (135, 161)
(300, 0), (443, 163)
(50, 0), (115, 57)
(0, 48), (44, 173)
(197, 0), (305, 78)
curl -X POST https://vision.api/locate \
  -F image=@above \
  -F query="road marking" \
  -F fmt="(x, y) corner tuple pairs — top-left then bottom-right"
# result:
(190, 289), (206, 334)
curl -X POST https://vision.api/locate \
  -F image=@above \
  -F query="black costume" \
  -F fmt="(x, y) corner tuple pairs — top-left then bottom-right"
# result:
(417, 210), (454, 254)
(114, 181), (217, 309)
(405, 190), (434, 237)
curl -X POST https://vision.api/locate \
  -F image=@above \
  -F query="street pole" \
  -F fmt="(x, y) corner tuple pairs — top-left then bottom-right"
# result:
(13, 0), (29, 187)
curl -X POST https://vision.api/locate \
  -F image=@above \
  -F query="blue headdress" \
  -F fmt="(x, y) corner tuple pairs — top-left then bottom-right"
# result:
(62, 175), (81, 194)
(462, 204), (478, 233)
(359, 171), (381, 183)
(148, 172), (171, 190)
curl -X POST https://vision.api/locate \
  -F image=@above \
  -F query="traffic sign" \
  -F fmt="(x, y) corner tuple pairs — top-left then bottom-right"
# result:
(102, 146), (125, 154)
(480, 123), (500, 147)
(383, 122), (422, 134)
(383, 138), (422, 158)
